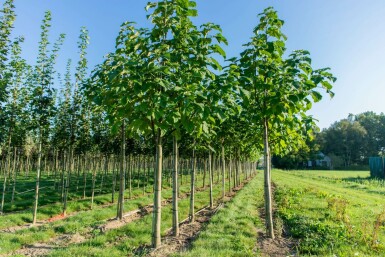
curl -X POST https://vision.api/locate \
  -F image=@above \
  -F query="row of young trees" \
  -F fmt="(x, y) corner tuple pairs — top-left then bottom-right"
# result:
(0, 0), (335, 247)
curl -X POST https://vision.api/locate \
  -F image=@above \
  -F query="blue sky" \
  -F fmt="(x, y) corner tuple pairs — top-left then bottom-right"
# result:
(10, 0), (385, 129)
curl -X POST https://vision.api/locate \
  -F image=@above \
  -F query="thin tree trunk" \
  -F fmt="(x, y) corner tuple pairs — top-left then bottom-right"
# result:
(117, 121), (125, 220)
(189, 144), (196, 223)
(208, 151), (213, 209)
(63, 149), (71, 216)
(172, 136), (179, 236)
(32, 130), (43, 225)
(1, 131), (13, 214)
(112, 155), (116, 203)
(90, 156), (96, 210)
(152, 129), (162, 248)
(221, 144), (226, 200)
(202, 158), (206, 188)
(263, 118), (274, 239)
(129, 155), (132, 199)
(82, 156), (87, 199)
(11, 147), (17, 205)
(228, 156), (232, 193)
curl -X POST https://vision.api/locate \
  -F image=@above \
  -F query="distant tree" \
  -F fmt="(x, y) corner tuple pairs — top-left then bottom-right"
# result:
(320, 118), (367, 167)
(272, 130), (320, 169)
(355, 112), (385, 157)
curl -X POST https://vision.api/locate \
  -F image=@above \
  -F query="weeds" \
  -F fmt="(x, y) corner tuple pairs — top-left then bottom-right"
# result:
(326, 196), (350, 223)
(371, 209), (385, 248)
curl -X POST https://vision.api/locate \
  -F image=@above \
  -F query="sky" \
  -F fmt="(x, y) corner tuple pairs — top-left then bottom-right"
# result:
(8, 0), (385, 129)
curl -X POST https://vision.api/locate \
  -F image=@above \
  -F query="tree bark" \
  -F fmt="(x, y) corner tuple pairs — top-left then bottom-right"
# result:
(152, 129), (162, 248)
(117, 121), (126, 220)
(172, 136), (179, 236)
(221, 144), (225, 200)
(208, 151), (213, 209)
(189, 144), (196, 222)
(32, 130), (43, 225)
(263, 118), (274, 239)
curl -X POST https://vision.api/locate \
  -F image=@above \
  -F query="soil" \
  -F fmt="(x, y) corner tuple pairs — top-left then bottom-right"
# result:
(256, 230), (297, 257)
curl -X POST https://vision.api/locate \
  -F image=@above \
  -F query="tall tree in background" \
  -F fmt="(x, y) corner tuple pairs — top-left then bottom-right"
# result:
(29, 11), (65, 224)
(0, 0), (16, 146)
(1, 37), (29, 214)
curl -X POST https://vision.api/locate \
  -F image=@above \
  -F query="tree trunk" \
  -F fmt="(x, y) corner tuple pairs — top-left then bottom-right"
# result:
(228, 156), (232, 193)
(221, 144), (225, 200)
(152, 129), (162, 248)
(11, 147), (17, 205)
(90, 156), (96, 210)
(32, 130), (43, 225)
(208, 151), (213, 209)
(82, 156), (87, 199)
(189, 145), (196, 223)
(172, 136), (179, 236)
(263, 118), (274, 239)
(63, 150), (71, 216)
(112, 155), (116, 203)
(117, 121), (125, 220)
(129, 155), (132, 199)
(1, 131), (13, 214)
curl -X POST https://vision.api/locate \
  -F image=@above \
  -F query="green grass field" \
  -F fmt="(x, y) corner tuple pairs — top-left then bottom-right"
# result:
(177, 169), (385, 257)
(3, 169), (385, 257)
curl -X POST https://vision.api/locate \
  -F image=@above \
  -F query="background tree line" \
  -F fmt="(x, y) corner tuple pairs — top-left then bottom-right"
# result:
(273, 111), (385, 169)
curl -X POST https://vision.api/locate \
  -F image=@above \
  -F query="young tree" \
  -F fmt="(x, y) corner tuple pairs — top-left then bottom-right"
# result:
(29, 11), (65, 224)
(239, 7), (335, 239)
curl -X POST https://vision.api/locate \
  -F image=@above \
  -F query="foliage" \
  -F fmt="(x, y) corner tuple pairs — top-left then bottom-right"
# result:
(318, 112), (385, 168)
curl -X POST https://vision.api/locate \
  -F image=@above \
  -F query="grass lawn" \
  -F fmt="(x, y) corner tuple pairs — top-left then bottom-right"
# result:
(273, 169), (385, 257)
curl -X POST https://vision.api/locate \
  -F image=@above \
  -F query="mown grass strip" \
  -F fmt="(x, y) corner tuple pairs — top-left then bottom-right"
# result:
(175, 172), (264, 257)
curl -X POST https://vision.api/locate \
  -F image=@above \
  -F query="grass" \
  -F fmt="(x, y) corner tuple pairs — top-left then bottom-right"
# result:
(0, 171), (245, 255)
(9, 168), (383, 257)
(46, 173), (251, 257)
(175, 172), (264, 257)
(0, 168), (209, 229)
(273, 169), (385, 257)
